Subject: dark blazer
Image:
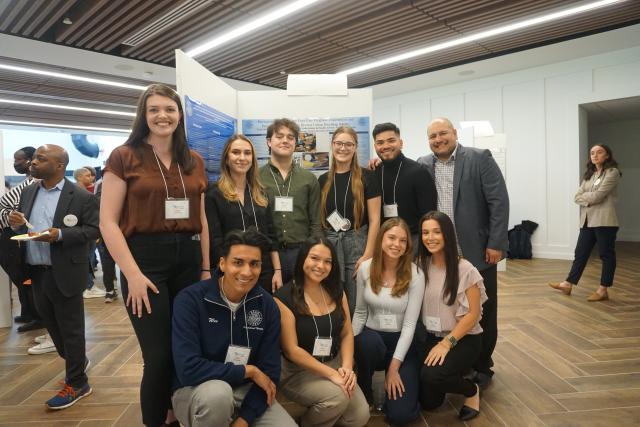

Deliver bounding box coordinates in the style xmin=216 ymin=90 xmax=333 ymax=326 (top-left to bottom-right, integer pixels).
xmin=17 ymin=178 xmax=99 ymax=297
xmin=417 ymin=144 xmax=509 ymax=271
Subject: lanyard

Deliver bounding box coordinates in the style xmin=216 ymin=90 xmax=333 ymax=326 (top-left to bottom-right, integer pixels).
xmin=269 ymin=165 xmax=293 ymax=197
xmin=221 ymin=277 xmax=250 ymax=347
xmin=381 ymin=161 xmax=402 ymax=205
xmin=307 ymin=288 xmax=333 ymax=339
xmin=333 ymin=172 xmax=351 ymax=218
xmin=237 ymin=183 xmax=259 ymax=232
xmin=152 ymin=149 xmax=187 ymax=199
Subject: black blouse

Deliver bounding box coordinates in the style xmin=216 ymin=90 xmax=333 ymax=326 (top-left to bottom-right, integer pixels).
xmin=205 ymin=182 xmax=278 ymax=269
xmin=275 ymin=282 xmax=344 ymax=361
xmin=317 ymin=168 xmax=381 ymax=228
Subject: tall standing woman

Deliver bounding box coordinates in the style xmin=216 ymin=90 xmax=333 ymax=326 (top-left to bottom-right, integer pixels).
xmin=100 ymin=84 xmax=210 ymax=427
xmin=205 ymin=134 xmax=282 ymax=292
xmin=318 ymin=126 xmax=381 ymax=313
xmin=549 ymin=144 xmax=621 ymax=301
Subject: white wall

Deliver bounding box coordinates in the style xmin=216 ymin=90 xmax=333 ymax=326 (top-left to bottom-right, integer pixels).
xmin=589 ymin=119 xmax=640 ymax=241
xmin=372 ymin=43 xmax=640 ymax=259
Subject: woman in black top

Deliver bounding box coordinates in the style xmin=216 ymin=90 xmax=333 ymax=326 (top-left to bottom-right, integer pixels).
xmin=275 ymin=237 xmax=369 ymax=427
xmin=205 ymin=134 xmax=282 ymax=292
xmin=318 ymin=126 xmax=381 ymax=314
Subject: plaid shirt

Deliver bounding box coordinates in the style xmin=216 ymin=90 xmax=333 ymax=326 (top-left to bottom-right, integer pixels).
xmin=433 ymin=144 xmax=463 ymax=254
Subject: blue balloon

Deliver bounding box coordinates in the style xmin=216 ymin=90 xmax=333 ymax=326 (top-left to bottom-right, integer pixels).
xmin=71 ymin=134 xmax=100 ymax=158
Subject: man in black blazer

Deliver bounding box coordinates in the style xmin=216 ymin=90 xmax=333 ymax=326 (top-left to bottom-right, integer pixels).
xmin=418 ymin=118 xmax=509 ymax=389
xmin=9 ymin=144 xmax=99 ymax=410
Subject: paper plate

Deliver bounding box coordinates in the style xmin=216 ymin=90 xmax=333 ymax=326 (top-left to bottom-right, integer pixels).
xmin=10 ymin=231 xmax=50 ymax=241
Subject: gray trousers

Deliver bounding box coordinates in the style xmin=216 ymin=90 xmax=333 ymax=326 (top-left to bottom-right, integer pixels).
xmin=280 ymin=357 xmax=370 ymax=427
xmin=172 ymin=381 xmax=296 ymax=427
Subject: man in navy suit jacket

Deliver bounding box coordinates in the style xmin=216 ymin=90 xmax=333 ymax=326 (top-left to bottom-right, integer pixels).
xmin=9 ymin=144 xmax=99 ymax=409
xmin=418 ymin=118 xmax=509 ymax=389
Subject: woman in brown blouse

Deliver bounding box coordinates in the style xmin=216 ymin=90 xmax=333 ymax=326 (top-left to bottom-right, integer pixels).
xmin=100 ymin=84 xmax=209 ymax=427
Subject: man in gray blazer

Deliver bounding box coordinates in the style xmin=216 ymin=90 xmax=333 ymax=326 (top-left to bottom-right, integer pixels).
xmin=418 ymin=117 xmax=509 ymax=388
xmin=9 ymin=144 xmax=99 ymax=409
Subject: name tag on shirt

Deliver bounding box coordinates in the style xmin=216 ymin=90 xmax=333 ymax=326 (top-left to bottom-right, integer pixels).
xmin=425 ymin=316 xmax=442 ymax=332
xmin=383 ymin=204 xmax=398 ymax=218
xmin=165 ymin=198 xmax=190 ymax=219
xmin=327 ymin=210 xmax=346 ymax=232
xmin=312 ymin=337 xmax=333 ymax=357
xmin=225 ymin=345 xmax=251 ymax=365
xmin=377 ymin=314 xmax=398 ymax=330
xmin=594 ymin=178 xmax=601 ymax=186
xmin=275 ymin=196 xmax=294 ymax=212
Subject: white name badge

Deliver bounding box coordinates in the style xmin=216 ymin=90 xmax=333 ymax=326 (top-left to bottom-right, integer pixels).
xmin=378 ymin=314 xmax=398 ymax=330
xmin=594 ymin=178 xmax=601 ymax=186
xmin=383 ymin=204 xmax=398 ymax=218
xmin=327 ymin=210 xmax=345 ymax=232
xmin=63 ymin=214 xmax=78 ymax=227
xmin=425 ymin=316 xmax=442 ymax=332
xmin=225 ymin=345 xmax=251 ymax=365
xmin=165 ymin=199 xmax=190 ymax=219
xmin=312 ymin=336 xmax=333 ymax=357
xmin=274 ymin=196 xmax=294 ymax=212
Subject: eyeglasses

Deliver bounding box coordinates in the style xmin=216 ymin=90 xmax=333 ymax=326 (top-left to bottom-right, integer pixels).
xmin=333 ymin=141 xmax=356 ymax=149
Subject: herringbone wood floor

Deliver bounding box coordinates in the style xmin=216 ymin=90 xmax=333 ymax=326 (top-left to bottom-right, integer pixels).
xmin=1 ymin=242 xmax=639 ymax=427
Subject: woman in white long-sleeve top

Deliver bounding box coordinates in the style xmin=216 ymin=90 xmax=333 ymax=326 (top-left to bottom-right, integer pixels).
xmin=549 ymin=144 xmax=621 ymax=301
xmin=352 ymin=217 xmax=424 ymax=426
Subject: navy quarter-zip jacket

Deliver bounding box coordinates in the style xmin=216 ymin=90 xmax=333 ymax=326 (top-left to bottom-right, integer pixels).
xmin=172 ymin=271 xmax=281 ymax=424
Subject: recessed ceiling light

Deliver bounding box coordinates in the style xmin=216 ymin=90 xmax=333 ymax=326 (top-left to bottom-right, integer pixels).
xmin=0 ymin=119 xmax=130 ymax=133
xmin=280 ymin=70 xmax=286 ymax=75
xmin=186 ymin=0 xmax=322 ymax=57
xmin=0 ymin=98 xmax=136 ymax=117
xmin=0 ymin=63 xmax=147 ymax=91
xmin=62 ymin=17 xmax=72 ymax=25
xmin=338 ymin=0 xmax=624 ymax=76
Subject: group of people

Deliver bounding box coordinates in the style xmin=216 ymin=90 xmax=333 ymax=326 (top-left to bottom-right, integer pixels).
xmin=0 ymin=81 xmax=621 ymax=426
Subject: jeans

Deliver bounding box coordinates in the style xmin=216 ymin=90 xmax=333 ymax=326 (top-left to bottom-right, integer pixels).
xmin=122 ymin=233 xmax=202 ymax=427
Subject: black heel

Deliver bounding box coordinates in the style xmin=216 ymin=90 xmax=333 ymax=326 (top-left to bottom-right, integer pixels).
xmin=459 ymin=384 xmax=480 ymax=421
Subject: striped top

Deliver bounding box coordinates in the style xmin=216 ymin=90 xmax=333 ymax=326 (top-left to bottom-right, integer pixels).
xmin=0 ymin=177 xmax=35 ymax=229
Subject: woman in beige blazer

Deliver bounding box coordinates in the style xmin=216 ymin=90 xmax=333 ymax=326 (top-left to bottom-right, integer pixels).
xmin=549 ymin=144 xmax=621 ymax=301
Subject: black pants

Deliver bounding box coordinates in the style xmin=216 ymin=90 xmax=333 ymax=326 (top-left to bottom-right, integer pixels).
xmin=354 ymin=327 xmax=421 ymax=425
xmin=30 ymin=267 xmax=87 ymax=388
xmin=473 ymin=265 xmax=497 ymax=376
xmin=278 ymin=246 xmax=301 ymax=285
xmin=567 ymin=226 xmax=618 ymax=287
xmin=97 ymin=239 xmax=116 ymax=293
xmin=419 ymin=332 xmax=482 ymax=410
xmin=122 ymin=233 xmax=202 ymax=427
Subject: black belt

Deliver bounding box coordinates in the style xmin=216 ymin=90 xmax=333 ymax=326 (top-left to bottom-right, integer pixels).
xmin=278 ymin=242 xmax=302 ymax=250
xmin=127 ymin=232 xmax=200 ymax=245
xmin=30 ymin=265 xmax=53 ymax=272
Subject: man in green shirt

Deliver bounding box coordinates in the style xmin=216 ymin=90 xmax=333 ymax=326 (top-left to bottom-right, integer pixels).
xmin=259 ymin=118 xmax=321 ymax=284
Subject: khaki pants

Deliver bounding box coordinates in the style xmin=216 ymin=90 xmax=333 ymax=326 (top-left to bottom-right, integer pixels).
xmin=280 ymin=357 xmax=370 ymax=427
xmin=172 ymin=380 xmax=296 ymax=427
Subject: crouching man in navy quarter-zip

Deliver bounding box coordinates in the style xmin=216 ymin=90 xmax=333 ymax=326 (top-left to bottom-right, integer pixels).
xmin=171 ymin=229 xmax=297 ymax=427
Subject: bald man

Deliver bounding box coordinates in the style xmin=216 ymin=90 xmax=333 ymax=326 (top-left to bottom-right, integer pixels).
xmin=417 ymin=118 xmax=509 ymax=389
xmin=9 ymin=144 xmax=99 ymax=409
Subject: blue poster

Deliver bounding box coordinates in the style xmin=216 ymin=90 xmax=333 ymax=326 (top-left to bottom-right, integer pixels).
xmin=242 ymin=116 xmax=370 ymax=173
xmin=184 ymin=95 xmax=236 ymax=182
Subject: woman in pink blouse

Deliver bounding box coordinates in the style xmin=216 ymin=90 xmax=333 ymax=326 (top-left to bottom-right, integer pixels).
xmin=415 ymin=211 xmax=487 ymax=421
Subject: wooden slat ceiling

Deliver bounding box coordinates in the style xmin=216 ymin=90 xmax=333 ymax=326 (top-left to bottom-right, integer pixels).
xmin=1 ymin=0 xmax=639 ymax=130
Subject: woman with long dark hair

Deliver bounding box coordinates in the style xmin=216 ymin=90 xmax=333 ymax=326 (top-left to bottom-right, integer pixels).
xmin=549 ymin=144 xmax=621 ymax=301
xmin=416 ymin=211 xmax=487 ymax=421
xmin=352 ymin=217 xmax=424 ymax=425
xmin=205 ymin=134 xmax=282 ymax=292
xmin=100 ymin=84 xmax=209 ymax=427
xmin=318 ymin=126 xmax=381 ymax=313
xmin=274 ymin=237 xmax=369 ymax=427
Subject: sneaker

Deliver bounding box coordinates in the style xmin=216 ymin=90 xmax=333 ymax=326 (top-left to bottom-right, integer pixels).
xmin=46 ymin=382 xmax=92 ymax=410
xmin=34 ymin=334 xmax=48 ymax=344
xmin=104 ymin=291 xmax=118 ymax=303
xmin=28 ymin=335 xmax=56 ymax=355
xmin=83 ymin=287 xmax=106 ymax=299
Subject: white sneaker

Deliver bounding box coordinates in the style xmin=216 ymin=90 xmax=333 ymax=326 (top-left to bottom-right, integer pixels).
xmin=28 ymin=335 xmax=56 ymax=354
xmin=83 ymin=287 xmax=106 ymax=299
xmin=34 ymin=334 xmax=48 ymax=344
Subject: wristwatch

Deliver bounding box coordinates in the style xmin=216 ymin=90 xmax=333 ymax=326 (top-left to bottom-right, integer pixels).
xmin=446 ymin=335 xmax=458 ymax=348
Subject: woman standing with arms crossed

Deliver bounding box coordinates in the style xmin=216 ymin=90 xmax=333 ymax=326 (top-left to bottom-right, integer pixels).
xmin=416 ymin=211 xmax=487 ymax=421
xmin=100 ymin=84 xmax=209 ymax=427
xmin=318 ymin=126 xmax=381 ymax=313
xmin=352 ymin=218 xmax=424 ymax=425
xmin=205 ymin=134 xmax=282 ymax=292
xmin=275 ymin=238 xmax=370 ymax=427
xmin=549 ymin=144 xmax=621 ymax=301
